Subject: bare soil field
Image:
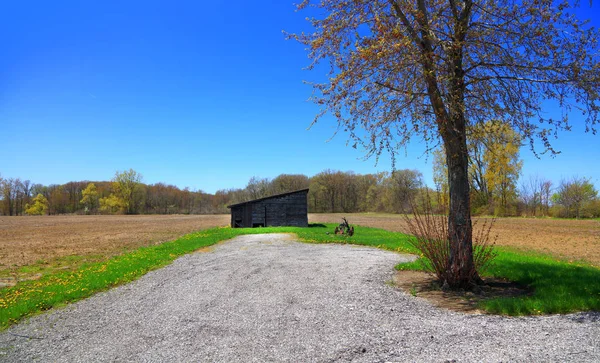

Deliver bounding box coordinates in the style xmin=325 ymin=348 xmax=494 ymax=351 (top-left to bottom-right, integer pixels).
xmin=310 ymin=213 xmax=600 ymax=266
xmin=0 ymin=215 xmax=229 ymax=269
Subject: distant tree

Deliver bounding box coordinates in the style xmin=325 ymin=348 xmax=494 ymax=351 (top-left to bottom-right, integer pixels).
xmin=432 ymin=148 xmax=449 ymax=213
xmin=468 ymin=134 xmax=491 ymax=210
xmin=30 ymin=183 xmax=46 ymax=199
xmin=4 ymin=177 xmax=34 ymax=216
xmin=25 ymin=193 xmax=49 ymax=215
xmin=383 ymin=169 xmax=423 ymax=213
xmin=270 ymin=174 xmax=310 ymax=194
xmin=99 ymin=194 xmax=125 ymax=214
xmin=245 ymin=176 xmax=272 ymax=200
xmin=1 ymin=177 xmax=16 ymax=216
xmin=20 ymin=180 xmax=32 ymax=215
xmin=310 ymin=169 xmax=343 ymax=212
xmin=12 ymin=179 xmax=23 ymax=215
xmin=540 ymin=180 xmax=553 ymax=216
xmin=181 ymin=187 xmax=194 ymax=214
xmin=476 ymin=121 xmax=522 ymax=215
xmin=292 ymin=0 xmax=600 ymax=287
xmin=552 ymin=177 xmax=598 ymax=219
xmin=48 ymin=185 xmax=69 ymax=214
xmin=146 ymin=183 xmax=172 ymax=214
xmin=80 ymin=183 xmax=99 ymax=214
xmin=365 ymin=172 xmax=387 ymax=213
xmin=112 ymin=169 xmax=145 ymax=214
xmin=433 ymin=120 xmax=522 ymax=216
xmin=519 ymin=177 xmax=535 ymax=217
xmin=355 ymin=173 xmax=379 ymax=212
xmin=519 ymin=175 xmax=553 ymax=217
xmin=63 ymin=181 xmax=87 ymax=213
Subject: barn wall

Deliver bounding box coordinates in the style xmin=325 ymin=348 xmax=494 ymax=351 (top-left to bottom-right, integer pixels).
xmin=230 ymin=204 xmax=253 ymax=228
xmin=230 ymin=190 xmax=308 ymax=228
xmin=250 ymin=191 xmax=308 ymax=227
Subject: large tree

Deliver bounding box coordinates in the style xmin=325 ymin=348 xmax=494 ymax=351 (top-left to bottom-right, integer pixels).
xmin=292 ymin=0 xmax=599 ymax=287
xmin=469 ymin=120 xmax=522 ymax=215
xmin=553 ymin=177 xmax=598 ymax=219
xmin=80 ymin=183 xmax=100 ymax=214
xmin=112 ymin=169 xmax=145 ymax=215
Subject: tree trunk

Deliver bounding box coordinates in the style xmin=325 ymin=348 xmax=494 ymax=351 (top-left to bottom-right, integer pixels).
xmin=443 ymin=118 xmax=479 ymax=289
xmin=330 ymin=190 xmax=335 ymax=213
xmin=413 ymin=0 xmax=476 ymax=288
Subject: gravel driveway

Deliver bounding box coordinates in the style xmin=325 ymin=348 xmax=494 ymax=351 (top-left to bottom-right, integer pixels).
xmin=1 ymin=234 xmax=598 ymax=362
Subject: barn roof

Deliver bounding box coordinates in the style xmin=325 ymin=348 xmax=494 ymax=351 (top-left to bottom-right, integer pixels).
xmin=227 ymin=188 xmax=309 ymax=208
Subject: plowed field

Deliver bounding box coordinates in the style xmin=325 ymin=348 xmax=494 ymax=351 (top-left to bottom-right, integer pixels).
xmin=0 ymin=215 xmax=229 ymax=269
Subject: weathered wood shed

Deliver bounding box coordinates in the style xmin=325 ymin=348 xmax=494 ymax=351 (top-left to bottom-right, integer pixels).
xmin=227 ymin=189 xmax=309 ymax=228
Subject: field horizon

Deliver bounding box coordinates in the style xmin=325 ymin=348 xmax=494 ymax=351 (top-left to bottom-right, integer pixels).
xmin=1 ymin=213 xmax=598 ymax=279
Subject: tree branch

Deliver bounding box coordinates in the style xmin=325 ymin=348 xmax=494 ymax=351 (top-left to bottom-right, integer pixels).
xmin=388 ymin=0 xmax=421 ymax=45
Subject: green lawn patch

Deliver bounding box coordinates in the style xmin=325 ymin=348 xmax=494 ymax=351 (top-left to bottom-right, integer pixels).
xmin=394 ymin=245 xmax=600 ymax=316
xmin=1 ymin=223 xmax=598 ymax=330
xmin=479 ymin=248 xmax=600 ymax=315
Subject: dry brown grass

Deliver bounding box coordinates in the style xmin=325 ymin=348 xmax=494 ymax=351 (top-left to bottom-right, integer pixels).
xmin=309 ymin=213 xmax=600 ymax=266
xmin=0 ymin=215 xmax=229 ymax=269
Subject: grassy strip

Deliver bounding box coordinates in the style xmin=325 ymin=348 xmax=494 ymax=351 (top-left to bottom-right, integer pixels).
xmin=1 ymin=223 xmax=599 ymax=329
xmin=0 ymin=226 xmax=243 ymax=330
xmin=291 ymin=223 xmax=418 ymax=253
xmin=479 ymin=247 xmax=600 ymax=315
xmin=395 ymin=246 xmax=600 ymax=315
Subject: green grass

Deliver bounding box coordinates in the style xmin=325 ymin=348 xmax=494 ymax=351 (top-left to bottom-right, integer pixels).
xmin=394 ymin=246 xmax=600 ymax=315
xmin=0 ymin=226 xmax=244 ymax=330
xmin=1 ymin=223 xmax=599 ymax=330
xmin=479 ymin=248 xmax=600 ymax=315
xmin=0 ymin=254 xmax=109 ymax=282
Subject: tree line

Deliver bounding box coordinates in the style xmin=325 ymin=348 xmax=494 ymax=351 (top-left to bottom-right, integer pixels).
xmin=0 ymin=170 xmax=216 ymax=216
xmin=1 ymin=165 xmax=598 ymax=218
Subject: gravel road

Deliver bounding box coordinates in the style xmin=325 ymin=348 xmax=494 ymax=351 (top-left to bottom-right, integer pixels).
xmin=1 ymin=234 xmax=598 ymax=362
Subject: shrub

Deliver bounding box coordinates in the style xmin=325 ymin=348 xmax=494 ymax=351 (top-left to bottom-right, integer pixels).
xmin=404 ymin=198 xmax=497 ymax=288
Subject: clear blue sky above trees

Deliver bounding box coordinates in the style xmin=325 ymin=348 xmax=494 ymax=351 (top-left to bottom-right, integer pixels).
xmin=1 ymin=1 xmax=599 ymax=193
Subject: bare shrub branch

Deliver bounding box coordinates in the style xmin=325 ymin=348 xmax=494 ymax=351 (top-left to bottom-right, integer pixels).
xmin=404 ymin=193 xmax=497 ymax=288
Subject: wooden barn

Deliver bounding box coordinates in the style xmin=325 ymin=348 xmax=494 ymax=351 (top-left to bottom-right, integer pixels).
xmin=227 ymin=189 xmax=309 ymax=228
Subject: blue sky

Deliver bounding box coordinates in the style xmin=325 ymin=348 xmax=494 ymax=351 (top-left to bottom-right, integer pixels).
xmin=1 ymin=1 xmax=599 ymax=194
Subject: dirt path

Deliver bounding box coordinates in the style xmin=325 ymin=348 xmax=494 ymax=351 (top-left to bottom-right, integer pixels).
xmin=1 ymin=234 xmax=597 ymax=362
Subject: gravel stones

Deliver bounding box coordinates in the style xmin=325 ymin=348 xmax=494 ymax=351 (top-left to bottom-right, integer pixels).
xmin=1 ymin=234 xmax=598 ymax=362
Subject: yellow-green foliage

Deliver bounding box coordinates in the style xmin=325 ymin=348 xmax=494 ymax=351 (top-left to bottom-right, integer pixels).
xmin=99 ymin=194 xmax=125 ymax=214
xmin=112 ymin=169 xmax=144 ymax=214
xmin=480 ymin=121 xmax=522 ymax=212
xmin=25 ymin=194 xmax=49 ymax=215
xmin=80 ymin=183 xmax=99 ymax=213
